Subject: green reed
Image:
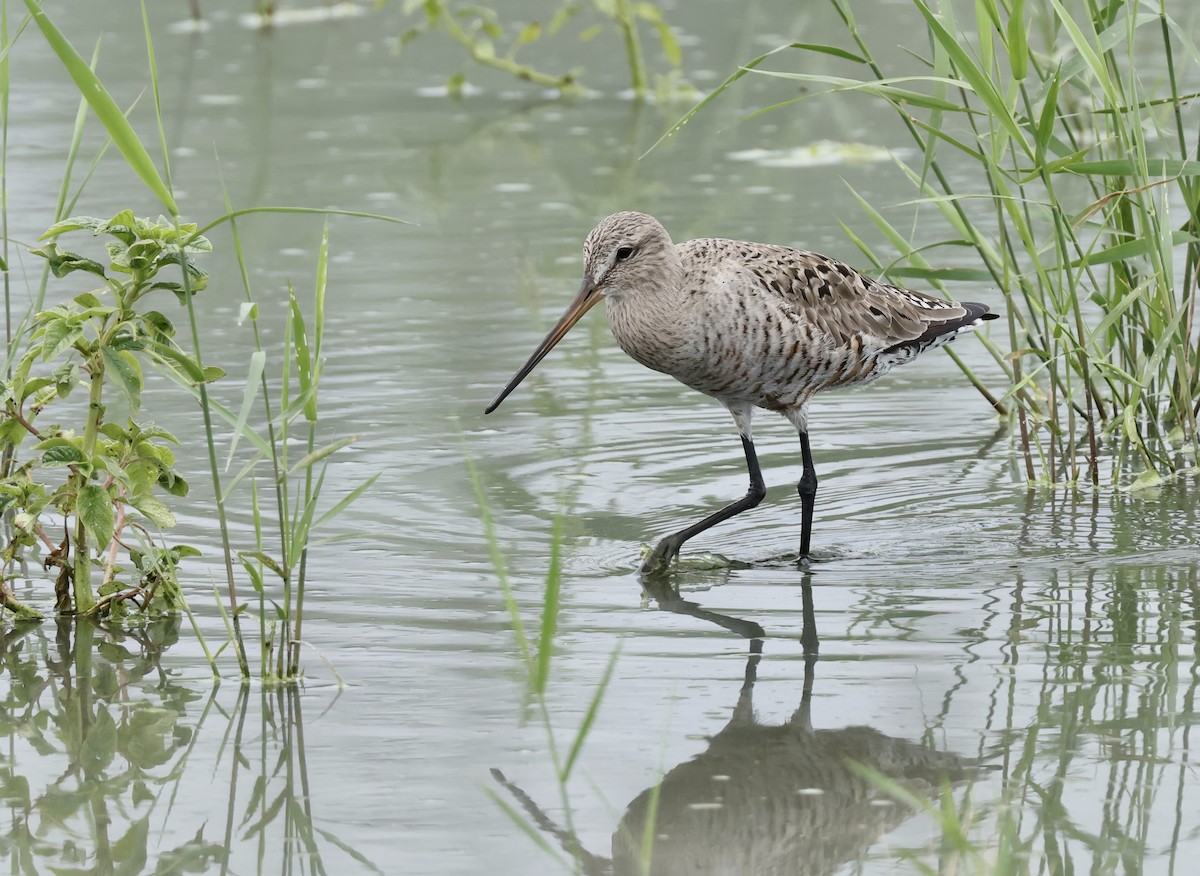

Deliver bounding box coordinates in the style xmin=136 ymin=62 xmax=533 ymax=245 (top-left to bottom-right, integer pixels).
xmin=656 ymin=0 xmax=1200 ymax=487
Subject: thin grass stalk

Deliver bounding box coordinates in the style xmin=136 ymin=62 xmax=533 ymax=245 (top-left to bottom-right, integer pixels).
xmin=613 ymin=0 xmax=647 ymax=97
xmin=221 ymin=189 xmax=290 ymax=679
xmin=174 ymin=235 xmax=248 ymax=676
xmin=178 ymin=589 xmax=218 ymax=679
xmin=277 ymin=303 xmax=295 ymax=681
xmin=291 ymin=423 xmax=314 ymax=679
xmin=290 ymin=225 xmax=327 ymax=679
xmin=828 ymin=0 xmax=1021 ymax=404
xmin=1157 ymin=7 xmax=1199 ymax=442
xmin=144 ymin=5 xmax=242 ymax=673
xmin=252 ymin=476 xmax=267 ymax=679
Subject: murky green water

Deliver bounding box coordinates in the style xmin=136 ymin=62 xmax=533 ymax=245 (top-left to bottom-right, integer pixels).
xmin=2 ymin=2 xmax=1198 ymax=873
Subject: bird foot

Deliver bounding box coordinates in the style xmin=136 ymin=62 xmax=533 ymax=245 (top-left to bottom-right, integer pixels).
xmin=640 ymin=538 xmax=683 ymax=576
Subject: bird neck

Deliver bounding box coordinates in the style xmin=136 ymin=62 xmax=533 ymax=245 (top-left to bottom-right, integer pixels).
xmin=603 ymin=248 xmax=688 ymax=371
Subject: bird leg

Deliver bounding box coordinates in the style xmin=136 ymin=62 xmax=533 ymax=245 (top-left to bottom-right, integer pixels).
xmin=641 ymin=434 xmax=766 ymax=574
xmin=797 ymin=431 xmax=818 ymax=564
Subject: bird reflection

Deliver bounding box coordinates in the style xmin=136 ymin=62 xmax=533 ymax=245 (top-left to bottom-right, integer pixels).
xmin=495 ymin=574 xmax=979 ymax=875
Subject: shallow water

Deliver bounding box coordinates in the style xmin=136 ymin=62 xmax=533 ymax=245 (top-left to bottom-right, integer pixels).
xmin=2 ymin=2 xmax=1199 ymax=874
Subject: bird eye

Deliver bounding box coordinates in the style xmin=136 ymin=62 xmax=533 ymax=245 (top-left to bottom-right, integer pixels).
xmin=615 ymin=246 xmax=635 ymax=262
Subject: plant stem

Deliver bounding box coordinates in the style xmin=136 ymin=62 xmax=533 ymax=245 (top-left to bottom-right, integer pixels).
xmin=614 ymin=0 xmax=647 ymax=96
xmin=0 ymin=581 xmax=43 ymax=619
xmin=439 ymin=11 xmax=580 ymax=92
xmin=71 ymin=366 xmax=104 ymax=615
xmin=176 ymin=232 xmax=249 ymax=680
xmin=289 ymin=424 xmax=315 ymax=678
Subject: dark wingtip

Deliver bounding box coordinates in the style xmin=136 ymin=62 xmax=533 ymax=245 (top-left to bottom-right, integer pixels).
xmin=961 ymin=301 xmax=998 ymax=322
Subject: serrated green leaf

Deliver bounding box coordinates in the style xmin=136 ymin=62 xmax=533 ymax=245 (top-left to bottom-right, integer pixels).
xmin=130 ymin=493 xmax=175 ymax=529
xmin=158 ymin=471 xmax=189 ymax=497
xmin=38 ymin=215 xmax=105 ymax=239
xmin=139 ymin=310 xmax=175 ymax=340
xmin=99 ymin=422 xmax=127 ymax=442
xmin=78 ymin=483 xmax=115 ymax=548
xmin=41 ymin=443 xmax=88 ymax=467
xmin=30 ymin=243 xmax=108 ymax=278
xmin=39 ymin=316 xmax=84 ymax=362
xmin=101 ymin=347 xmax=142 ymax=412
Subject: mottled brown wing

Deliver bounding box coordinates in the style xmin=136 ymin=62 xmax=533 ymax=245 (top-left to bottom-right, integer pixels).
xmin=743 ymin=243 xmax=969 ymax=349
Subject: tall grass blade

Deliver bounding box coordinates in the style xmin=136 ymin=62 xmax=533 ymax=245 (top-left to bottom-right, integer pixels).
xmin=561 ymin=642 xmax=621 ymax=782
xmin=532 ymin=515 xmax=563 ymax=696
xmin=23 ymin=0 xmax=177 ymax=214
xmin=226 ymin=350 xmax=266 ymax=469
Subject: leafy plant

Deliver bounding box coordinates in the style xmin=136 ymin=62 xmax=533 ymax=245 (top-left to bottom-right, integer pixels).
xmin=393 ymin=0 xmax=687 ymax=98
xmin=1 ymin=212 xmax=212 ymax=619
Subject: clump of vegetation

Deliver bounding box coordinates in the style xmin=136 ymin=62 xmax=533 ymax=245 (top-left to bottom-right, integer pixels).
xmin=392 ymin=0 xmax=687 ymax=98
xmin=1 ymin=213 xmax=211 ymax=620
xmin=661 ymin=0 xmax=1200 ymax=486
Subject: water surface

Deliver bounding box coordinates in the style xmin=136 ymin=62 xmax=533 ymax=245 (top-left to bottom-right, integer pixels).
xmin=2 ymin=2 xmax=1198 ymax=873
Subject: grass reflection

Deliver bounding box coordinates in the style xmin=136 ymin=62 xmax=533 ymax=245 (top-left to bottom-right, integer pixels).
xmin=0 ymin=621 xmax=377 ymax=874
xmin=0 ymin=618 xmax=224 ymax=873
xmin=494 ymin=579 xmax=981 ymax=875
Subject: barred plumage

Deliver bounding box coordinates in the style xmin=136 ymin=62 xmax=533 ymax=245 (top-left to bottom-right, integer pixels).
xmin=486 ymin=211 xmax=997 ymax=572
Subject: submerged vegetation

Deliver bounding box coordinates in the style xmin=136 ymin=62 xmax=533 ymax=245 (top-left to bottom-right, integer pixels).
xmin=390 ymin=0 xmax=688 ymax=98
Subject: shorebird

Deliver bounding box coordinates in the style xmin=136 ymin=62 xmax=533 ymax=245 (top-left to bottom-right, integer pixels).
xmin=485 ymin=212 xmax=996 ymax=573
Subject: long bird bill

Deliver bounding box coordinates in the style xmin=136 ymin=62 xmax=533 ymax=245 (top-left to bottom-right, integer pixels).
xmin=485 ymin=275 xmax=601 ymax=414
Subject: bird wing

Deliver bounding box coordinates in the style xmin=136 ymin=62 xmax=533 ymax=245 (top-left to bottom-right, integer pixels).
xmin=716 ymin=241 xmax=977 ymax=350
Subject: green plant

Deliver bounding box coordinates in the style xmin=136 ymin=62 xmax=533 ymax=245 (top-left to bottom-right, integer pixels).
xmin=394 ymin=0 xmax=686 ymax=99
xmin=0 ymin=213 xmax=211 ymax=620
xmin=656 ymin=0 xmax=1200 ymax=486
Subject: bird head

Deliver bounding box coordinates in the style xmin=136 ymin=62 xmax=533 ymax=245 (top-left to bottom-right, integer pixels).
xmin=581 ymin=211 xmax=675 ymax=302
xmin=485 ymin=211 xmax=676 ymax=414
